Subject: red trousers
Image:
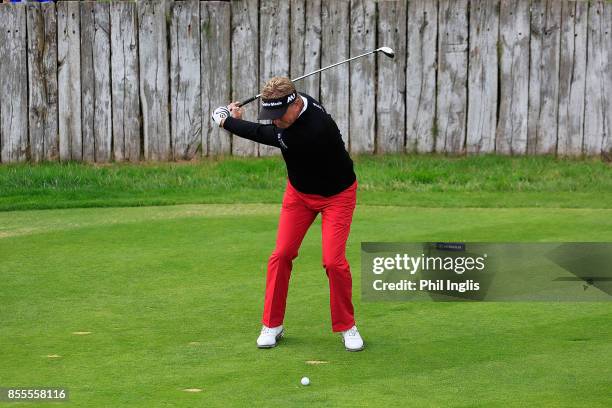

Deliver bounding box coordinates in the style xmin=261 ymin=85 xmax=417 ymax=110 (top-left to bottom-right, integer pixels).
xmin=262 ymin=180 xmax=357 ymax=332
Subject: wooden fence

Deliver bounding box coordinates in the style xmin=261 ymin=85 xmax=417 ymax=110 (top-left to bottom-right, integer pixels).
xmin=0 ymin=0 xmax=610 ymax=163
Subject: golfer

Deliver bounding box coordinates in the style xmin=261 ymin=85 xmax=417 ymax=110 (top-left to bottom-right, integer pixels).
xmin=212 ymin=77 xmax=363 ymax=352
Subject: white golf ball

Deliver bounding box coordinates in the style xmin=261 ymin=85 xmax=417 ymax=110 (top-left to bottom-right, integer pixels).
xmin=301 ymin=376 xmax=310 ymax=386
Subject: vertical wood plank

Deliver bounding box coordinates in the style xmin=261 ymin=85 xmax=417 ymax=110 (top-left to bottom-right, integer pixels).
xmin=93 ymin=2 xmax=112 ymax=163
xmin=170 ymin=0 xmax=201 ymax=160
xmin=321 ymin=0 xmax=350 ymax=145
xmin=467 ymin=0 xmax=498 ymax=154
xmin=201 ymin=1 xmax=231 ymax=156
xmin=584 ymin=0 xmax=611 ymax=156
xmin=604 ymin=2 xmax=612 ymax=156
xmin=528 ymin=0 xmax=561 ymax=155
xmin=259 ymin=0 xmax=290 ymax=157
xmin=557 ymin=0 xmax=587 ymax=157
xmin=290 ymin=0 xmax=321 ymax=99
xmin=0 ymin=5 xmax=28 ymax=163
xmin=57 ymin=1 xmax=82 ymax=161
xmin=26 ymin=1 xmax=58 ymax=162
xmin=349 ymin=0 xmax=375 ymax=154
xmin=138 ymin=0 xmax=170 ymax=161
xmin=231 ymin=0 xmax=259 ymax=156
xmin=496 ymin=0 xmax=530 ymax=155
xmin=436 ymin=0 xmax=469 ymax=154
xmin=81 ymin=2 xmax=112 ymax=163
xmin=303 ymin=0 xmax=322 ymax=99
xmin=377 ymin=0 xmax=406 ymax=153
xmin=290 ymin=0 xmax=305 ymax=80
xmin=80 ymin=2 xmax=95 ymax=162
xmin=110 ymin=0 xmax=140 ymax=162
xmin=406 ymin=0 xmax=438 ymax=154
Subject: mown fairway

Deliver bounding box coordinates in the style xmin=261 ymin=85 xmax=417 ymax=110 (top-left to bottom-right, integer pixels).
xmin=1 ymin=156 xmax=611 ymax=407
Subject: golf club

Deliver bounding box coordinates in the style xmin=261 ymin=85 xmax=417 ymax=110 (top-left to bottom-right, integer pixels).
xmin=238 ymin=46 xmax=395 ymax=107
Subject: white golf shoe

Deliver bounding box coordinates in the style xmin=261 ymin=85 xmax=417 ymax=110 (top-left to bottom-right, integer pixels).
xmin=256 ymin=325 xmax=284 ymax=348
xmin=341 ymin=325 xmax=364 ymax=351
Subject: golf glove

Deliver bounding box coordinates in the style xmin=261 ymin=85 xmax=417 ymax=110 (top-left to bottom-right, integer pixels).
xmin=212 ymin=106 xmax=231 ymax=127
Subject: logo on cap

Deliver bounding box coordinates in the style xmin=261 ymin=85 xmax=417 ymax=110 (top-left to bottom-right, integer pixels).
xmin=261 ymin=91 xmax=297 ymax=109
xmin=262 ymin=100 xmax=284 ymax=107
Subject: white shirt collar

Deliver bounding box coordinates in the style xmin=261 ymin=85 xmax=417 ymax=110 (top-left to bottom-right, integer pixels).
xmin=297 ymin=95 xmax=308 ymax=118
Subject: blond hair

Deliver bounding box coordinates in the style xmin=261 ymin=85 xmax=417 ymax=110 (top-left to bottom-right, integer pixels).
xmin=261 ymin=77 xmax=296 ymax=99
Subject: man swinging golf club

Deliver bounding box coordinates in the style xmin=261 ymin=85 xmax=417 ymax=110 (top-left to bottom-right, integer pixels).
xmin=211 ymin=77 xmax=364 ymax=351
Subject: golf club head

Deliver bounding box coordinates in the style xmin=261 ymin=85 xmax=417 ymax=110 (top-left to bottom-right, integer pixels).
xmin=377 ymin=47 xmax=395 ymax=58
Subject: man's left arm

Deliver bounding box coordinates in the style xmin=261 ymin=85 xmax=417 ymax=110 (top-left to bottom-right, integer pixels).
xmin=211 ymin=104 xmax=281 ymax=148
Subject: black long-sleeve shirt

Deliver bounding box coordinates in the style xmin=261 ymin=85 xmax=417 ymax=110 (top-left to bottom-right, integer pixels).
xmin=223 ymin=93 xmax=356 ymax=197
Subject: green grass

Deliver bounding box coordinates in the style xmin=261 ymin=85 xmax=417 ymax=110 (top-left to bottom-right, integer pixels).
xmin=1 ymin=154 xmax=611 ymax=211
xmin=1 ymin=206 xmax=612 ymax=407
xmin=1 ymin=156 xmax=611 ymax=406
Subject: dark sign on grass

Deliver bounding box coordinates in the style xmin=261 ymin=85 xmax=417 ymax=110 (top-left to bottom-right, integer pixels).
xmin=361 ymin=243 xmax=612 ymax=301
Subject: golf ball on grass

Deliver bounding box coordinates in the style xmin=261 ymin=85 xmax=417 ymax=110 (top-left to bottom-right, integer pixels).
xmin=301 ymin=377 xmax=310 ymax=386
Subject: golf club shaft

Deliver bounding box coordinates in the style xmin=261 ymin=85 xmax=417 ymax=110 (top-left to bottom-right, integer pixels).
xmin=292 ymin=49 xmax=377 ymax=82
xmin=238 ymin=49 xmax=379 ymax=107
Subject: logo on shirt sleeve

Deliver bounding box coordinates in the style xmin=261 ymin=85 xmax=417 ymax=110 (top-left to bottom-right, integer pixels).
xmin=277 ymin=132 xmax=289 ymax=150
xmin=312 ymin=102 xmax=326 ymax=113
